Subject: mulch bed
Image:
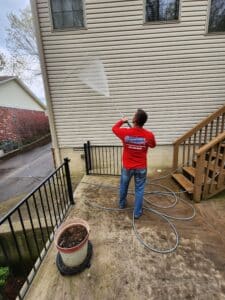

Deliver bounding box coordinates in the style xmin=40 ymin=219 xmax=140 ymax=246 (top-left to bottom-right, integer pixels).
xmin=2 ymin=276 xmax=25 ymax=300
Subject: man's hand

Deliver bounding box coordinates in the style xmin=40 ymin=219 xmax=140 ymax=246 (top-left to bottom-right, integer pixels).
xmin=122 ymin=117 xmax=128 ymax=123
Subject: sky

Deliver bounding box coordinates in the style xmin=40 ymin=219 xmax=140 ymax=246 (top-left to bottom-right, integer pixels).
xmin=0 ymin=0 xmax=29 ymax=47
xmin=0 ymin=0 xmax=45 ymax=102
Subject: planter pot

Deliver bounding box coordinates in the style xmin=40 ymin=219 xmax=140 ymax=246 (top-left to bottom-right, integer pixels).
xmin=55 ymin=218 xmax=90 ymax=268
xmin=0 ymin=150 xmax=4 ymax=158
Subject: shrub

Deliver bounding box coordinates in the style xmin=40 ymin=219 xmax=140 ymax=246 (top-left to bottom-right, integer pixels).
xmin=0 ymin=267 xmax=9 ymax=288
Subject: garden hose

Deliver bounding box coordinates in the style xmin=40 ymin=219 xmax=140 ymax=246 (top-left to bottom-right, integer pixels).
xmin=132 ymin=207 xmax=179 ymax=254
xmin=80 ymin=176 xmax=195 ymax=254
xmin=144 ymin=182 xmax=178 ymax=209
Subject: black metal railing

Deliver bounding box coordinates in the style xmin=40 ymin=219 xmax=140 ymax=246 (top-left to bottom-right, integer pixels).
xmin=84 ymin=141 xmax=122 ymax=176
xmin=0 ymin=158 xmax=74 ymax=299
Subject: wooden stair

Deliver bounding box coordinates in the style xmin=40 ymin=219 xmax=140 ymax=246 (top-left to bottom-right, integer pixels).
xmin=172 ymin=173 xmax=194 ymax=194
xmin=172 ymin=144 xmax=225 ymax=201
xmin=173 ymin=105 xmax=225 ymax=201
xmin=183 ymin=165 xmax=224 ymax=179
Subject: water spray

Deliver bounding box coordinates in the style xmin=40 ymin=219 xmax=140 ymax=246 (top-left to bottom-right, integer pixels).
xmin=78 ymin=59 xmax=132 ymax=127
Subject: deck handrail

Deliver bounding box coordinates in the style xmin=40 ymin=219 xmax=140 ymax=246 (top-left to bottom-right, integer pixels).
xmin=173 ymin=104 xmax=225 ymax=169
xmin=173 ymin=104 xmax=225 ymax=146
xmin=196 ymin=131 xmax=225 ymax=156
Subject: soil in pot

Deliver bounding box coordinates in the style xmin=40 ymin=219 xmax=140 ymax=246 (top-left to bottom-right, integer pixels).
xmin=58 ymin=225 xmax=88 ymax=248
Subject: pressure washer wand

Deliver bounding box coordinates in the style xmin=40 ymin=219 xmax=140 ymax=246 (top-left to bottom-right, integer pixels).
xmin=120 ymin=113 xmax=132 ymax=128
xmin=108 ymin=97 xmax=132 ymax=128
xmin=125 ymin=120 xmax=132 ymax=128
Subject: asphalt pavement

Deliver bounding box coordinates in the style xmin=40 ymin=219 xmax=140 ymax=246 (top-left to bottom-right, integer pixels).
xmin=0 ymin=143 xmax=54 ymax=202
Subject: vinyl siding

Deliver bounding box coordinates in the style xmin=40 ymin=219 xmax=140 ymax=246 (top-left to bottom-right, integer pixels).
xmin=34 ymin=0 xmax=225 ymax=147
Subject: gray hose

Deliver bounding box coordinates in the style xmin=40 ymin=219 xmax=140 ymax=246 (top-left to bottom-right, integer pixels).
xmin=80 ymin=179 xmax=195 ymax=254
xmin=144 ymin=182 xmax=178 ymax=209
xmin=133 ymin=207 xmax=179 ymax=254
xmin=144 ymin=196 xmax=196 ymax=221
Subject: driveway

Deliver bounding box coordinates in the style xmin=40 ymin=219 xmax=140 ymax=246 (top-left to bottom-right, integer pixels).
xmin=0 ymin=143 xmax=54 ymax=203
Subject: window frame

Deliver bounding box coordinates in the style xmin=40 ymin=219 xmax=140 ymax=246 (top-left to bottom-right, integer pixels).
xmin=48 ymin=0 xmax=87 ymax=32
xmin=143 ymin=0 xmax=181 ymax=25
xmin=206 ymin=0 xmax=225 ymax=35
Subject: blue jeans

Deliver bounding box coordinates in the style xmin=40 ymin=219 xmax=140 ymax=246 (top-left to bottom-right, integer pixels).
xmin=119 ymin=167 xmax=147 ymax=217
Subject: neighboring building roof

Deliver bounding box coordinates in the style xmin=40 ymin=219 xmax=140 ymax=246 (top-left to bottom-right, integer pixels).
xmin=0 ymin=76 xmax=15 ymax=83
xmin=0 ymin=76 xmax=46 ymax=110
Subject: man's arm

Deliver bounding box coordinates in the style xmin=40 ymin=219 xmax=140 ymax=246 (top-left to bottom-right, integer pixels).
xmin=147 ymin=132 xmax=156 ymax=148
xmin=112 ymin=118 xmax=129 ymax=140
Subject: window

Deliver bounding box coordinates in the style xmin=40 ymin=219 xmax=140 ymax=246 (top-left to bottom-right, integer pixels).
xmin=50 ymin=0 xmax=84 ymax=29
xmin=145 ymin=0 xmax=179 ymax=22
xmin=208 ymin=0 xmax=225 ymax=33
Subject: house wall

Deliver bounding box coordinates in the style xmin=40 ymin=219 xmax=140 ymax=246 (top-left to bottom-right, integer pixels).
xmin=60 ymin=145 xmax=173 ymax=176
xmin=33 ymin=0 xmax=225 ymax=172
xmin=0 ymin=80 xmax=44 ymax=111
xmin=34 ymin=0 xmax=225 ymax=148
xmin=0 ymin=106 xmax=50 ymax=144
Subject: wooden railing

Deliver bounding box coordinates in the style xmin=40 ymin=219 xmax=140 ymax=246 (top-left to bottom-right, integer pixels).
xmin=194 ymin=132 xmax=225 ymax=201
xmin=173 ymin=105 xmax=225 ymax=170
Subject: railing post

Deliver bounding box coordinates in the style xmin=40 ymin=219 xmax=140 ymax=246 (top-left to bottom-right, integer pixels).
xmin=173 ymin=143 xmax=179 ymax=170
xmin=84 ymin=143 xmax=90 ymax=175
xmin=193 ymin=153 xmax=205 ymax=202
xmin=218 ymin=147 xmax=225 ymax=188
xmin=87 ymin=140 xmax=92 ymax=170
xmin=64 ymin=158 xmax=75 ymax=205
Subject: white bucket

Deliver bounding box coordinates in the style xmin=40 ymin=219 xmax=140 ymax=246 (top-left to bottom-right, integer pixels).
xmin=55 ymin=218 xmax=90 ymax=268
xmin=0 ymin=150 xmax=4 ymax=157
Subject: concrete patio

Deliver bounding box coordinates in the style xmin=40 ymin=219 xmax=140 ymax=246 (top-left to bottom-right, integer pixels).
xmin=24 ymin=174 xmax=225 ymax=300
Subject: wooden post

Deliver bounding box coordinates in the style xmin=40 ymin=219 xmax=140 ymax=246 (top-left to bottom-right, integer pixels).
xmin=221 ymin=113 xmax=225 ymax=133
xmin=218 ymin=147 xmax=225 ymax=188
xmin=182 ymin=141 xmax=186 ymax=165
xmin=202 ymin=148 xmax=213 ymax=199
xmin=208 ymin=143 xmax=221 ymax=195
xmin=187 ymin=137 xmax=191 ymax=166
xmin=193 ymin=153 xmax=205 ymax=202
xmin=173 ymin=143 xmax=179 ymax=171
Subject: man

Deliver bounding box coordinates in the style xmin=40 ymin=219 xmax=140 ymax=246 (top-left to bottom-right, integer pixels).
xmin=112 ymin=109 xmax=156 ymax=219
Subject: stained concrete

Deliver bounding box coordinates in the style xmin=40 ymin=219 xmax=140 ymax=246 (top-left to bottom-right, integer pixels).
xmin=24 ymin=174 xmax=225 ymax=300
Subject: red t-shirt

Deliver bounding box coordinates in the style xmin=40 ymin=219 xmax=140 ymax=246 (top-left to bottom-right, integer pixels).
xmin=112 ymin=120 xmax=156 ymax=169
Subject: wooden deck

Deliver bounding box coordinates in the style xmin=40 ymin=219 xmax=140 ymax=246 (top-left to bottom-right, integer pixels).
xmin=24 ymin=175 xmax=225 ymax=300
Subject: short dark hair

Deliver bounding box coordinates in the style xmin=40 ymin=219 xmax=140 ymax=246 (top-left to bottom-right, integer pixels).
xmin=135 ymin=109 xmax=148 ymax=126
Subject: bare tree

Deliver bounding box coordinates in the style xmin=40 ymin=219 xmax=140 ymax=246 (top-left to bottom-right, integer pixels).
xmin=1 ymin=5 xmax=41 ymax=79
xmin=6 ymin=5 xmax=39 ymax=59
xmin=0 ymin=54 xmax=5 ymax=70
xmin=0 ymin=52 xmax=27 ymax=77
